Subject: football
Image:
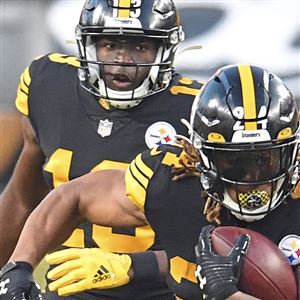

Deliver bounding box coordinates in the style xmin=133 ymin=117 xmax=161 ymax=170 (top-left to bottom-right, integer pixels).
xmin=211 ymin=226 xmax=297 ymax=300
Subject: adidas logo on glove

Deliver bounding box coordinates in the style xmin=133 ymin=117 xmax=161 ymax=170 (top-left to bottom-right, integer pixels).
xmin=92 ymin=265 xmax=114 ymax=283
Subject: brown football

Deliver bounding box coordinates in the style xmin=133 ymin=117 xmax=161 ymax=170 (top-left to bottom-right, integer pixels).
xmin=211 ymin=226 xmax=297 ymax=300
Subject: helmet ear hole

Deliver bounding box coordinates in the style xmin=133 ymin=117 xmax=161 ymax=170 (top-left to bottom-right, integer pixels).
xmin=200 ymin=169 xmax=218 ymax=190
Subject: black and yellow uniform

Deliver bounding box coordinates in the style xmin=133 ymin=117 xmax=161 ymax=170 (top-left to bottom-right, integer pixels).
xmin=126 ymin=144 xmax=300 ymax=299
xmin=15 ymin=53 xmax=202 ymax=299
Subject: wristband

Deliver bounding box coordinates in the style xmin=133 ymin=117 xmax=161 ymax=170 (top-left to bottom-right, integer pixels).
xmin=129 ymin=251 xmax=160 ymax=282
xmin=0 ymin=261 xmax=33 ymax=277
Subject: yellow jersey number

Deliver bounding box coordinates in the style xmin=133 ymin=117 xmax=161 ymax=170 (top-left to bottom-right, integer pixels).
xmin=44 ymin=148 xmax=155 ymax=252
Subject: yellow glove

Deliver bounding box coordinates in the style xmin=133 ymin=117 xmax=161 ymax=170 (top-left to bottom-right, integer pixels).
xmin=45 ymin=248 xmax=132 ymax=296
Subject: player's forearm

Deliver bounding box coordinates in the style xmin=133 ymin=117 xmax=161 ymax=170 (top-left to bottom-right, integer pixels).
xmin=9 ymin=184 xmax=83 ymax=268
xmin=0 ymin=182 xmax=47 ymax=266
xmin=0 ymin=127 xmax=48 ymax=266
xmin=0 ymin=192 xmax=32 ymax=266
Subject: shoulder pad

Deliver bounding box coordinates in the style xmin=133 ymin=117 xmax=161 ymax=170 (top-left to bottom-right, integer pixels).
xmin=170 ymin=74 xmax=204 ymax=97
xmin=125 ymin=145 xmax=185 ymax=211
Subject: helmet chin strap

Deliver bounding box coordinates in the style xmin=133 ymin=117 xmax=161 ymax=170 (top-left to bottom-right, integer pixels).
xmin=85 ymin=43 xmax=166 ymax=109
xmin=98 ymin=78 xmax=150 ymax=109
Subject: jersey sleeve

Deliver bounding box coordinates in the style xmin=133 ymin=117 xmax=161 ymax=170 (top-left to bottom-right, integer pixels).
xmin=126 ymin=144 xmax=208 ymax=299
xmin=15 ymin=65 xmax=33 ymax=116
xmin=125 ymin=144 xmax=190 ymax=212
xmin=15 ymin=54 xmax=49 ymax=116
xmin=15 ymin=53 xmax=80 ymax=116
xmin=125 ymin=148 xmax=163 ymax=212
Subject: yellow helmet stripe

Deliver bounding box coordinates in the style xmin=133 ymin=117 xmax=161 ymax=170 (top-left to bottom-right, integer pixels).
xmin=118 ymin=0 xmax=131 ymax=18
xmin=238 ymin=64 xmax=257 ymax=130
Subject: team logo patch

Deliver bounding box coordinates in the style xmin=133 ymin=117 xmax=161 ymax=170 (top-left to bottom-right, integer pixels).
xmin=278 ymin=234 xmax=300 ymax=266
xmin=145 ymin=122 xmax=177 ymax=149
xmin=98 ymin=119 xmax=113 ymax=137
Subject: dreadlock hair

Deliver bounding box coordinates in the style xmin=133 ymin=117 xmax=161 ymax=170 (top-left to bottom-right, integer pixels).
xmin=171 ymin=137 xmax=222 ymax=224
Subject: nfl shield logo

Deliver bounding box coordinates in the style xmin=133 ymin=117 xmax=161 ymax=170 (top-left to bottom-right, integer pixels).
xmin=97 ymin=119 xmax=113 ymax=137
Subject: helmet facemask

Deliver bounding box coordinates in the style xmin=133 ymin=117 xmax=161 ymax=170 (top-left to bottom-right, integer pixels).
xmin=76 ymin=0 xmax=184 ymax=109
xmin=190 ymin=64 xmax=300 ymax=222
xmin=195 ymin=136 xmax=299 ymax=222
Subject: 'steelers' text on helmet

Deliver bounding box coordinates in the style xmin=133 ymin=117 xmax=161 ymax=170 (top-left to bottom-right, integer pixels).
xmin=190 ymin=64 xmax=300 ymax=222
xmin=76 ymin=0 xmax=184 ymax=109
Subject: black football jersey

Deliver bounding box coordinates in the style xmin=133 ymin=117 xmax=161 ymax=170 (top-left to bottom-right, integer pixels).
xmin=126 ymin=144 xmax=300 ymax=299
xmin=15 ymin=53 xmax=202 ymax=299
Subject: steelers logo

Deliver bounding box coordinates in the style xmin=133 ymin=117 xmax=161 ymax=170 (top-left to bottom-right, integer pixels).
xmin=278 ymin=235 xmax=300 ymax=266
xmin=145 ymin=122 xmax=177 ymax=149
xmin=238 ymin=191 xmax=269 ymax=209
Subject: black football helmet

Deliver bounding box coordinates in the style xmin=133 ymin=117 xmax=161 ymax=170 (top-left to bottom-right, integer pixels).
xmin=76 ymin=0 xmax=184 ymax=108
xmin=190 ymin=64 xmax=300 ymax=221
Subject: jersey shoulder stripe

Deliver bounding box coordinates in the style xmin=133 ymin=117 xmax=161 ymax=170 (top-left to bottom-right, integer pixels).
xmin=47 ymin=53 xmax=80 ymax=67
xmin=15 ymin=53 xmax=79 ymax=116
xmin=169 ymin=74 xmax=204 ymax=97
xmin=16 ymin=66 xmax=31 ymax=115
xmin=125 ymin=144 xmax=186 ymax=211
xmin=125 ymin=153 xmax=154 ymax=212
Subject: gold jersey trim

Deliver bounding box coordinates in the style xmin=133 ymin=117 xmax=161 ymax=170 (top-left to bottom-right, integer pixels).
xmin=125 ymin=154 xmax=154 ymax=212
xmin=15 ymin=66 xmax=31 ymax=116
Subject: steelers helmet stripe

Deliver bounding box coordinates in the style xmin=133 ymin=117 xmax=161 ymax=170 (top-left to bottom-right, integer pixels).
xmin=118 ymin=0 xmax=131 ymax=18
xmin=238 ymin=64 xmax=257 ymax=130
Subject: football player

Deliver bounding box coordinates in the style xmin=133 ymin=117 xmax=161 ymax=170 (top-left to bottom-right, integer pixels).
xmin=1 ymin=64 xmax=299 ymax=299
xmin=0 ymin=0 xmax=202 ymax=299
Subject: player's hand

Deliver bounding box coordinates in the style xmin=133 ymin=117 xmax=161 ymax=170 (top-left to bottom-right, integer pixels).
xmin=45 ymin=248 xmax=132 ymax=296
xmin=0 ymin=261 xmax=43 ymax=300
xmin=194 ymin=225 xmax=250 ymax=300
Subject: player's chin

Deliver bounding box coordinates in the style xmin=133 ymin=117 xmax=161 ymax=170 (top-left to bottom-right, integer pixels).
xmin=107 ymin=80 xmax=141 ymax=91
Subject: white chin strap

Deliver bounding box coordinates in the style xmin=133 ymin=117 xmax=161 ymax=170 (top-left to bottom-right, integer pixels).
xmin=98 ymin=77 xmax=150 ymax=109
xmin=223 ymin=179 xmax=284 ymax=222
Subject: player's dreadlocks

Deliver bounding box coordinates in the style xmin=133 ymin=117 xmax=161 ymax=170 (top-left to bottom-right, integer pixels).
xmin=171 ymin=137 xmax=222 ymax=224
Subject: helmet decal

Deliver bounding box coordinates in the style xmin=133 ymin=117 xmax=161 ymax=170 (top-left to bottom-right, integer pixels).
xmin=277 ymin=127 xmax=292 ymax=139
xmin=238 ymin=190 xmax=270 ymax=209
